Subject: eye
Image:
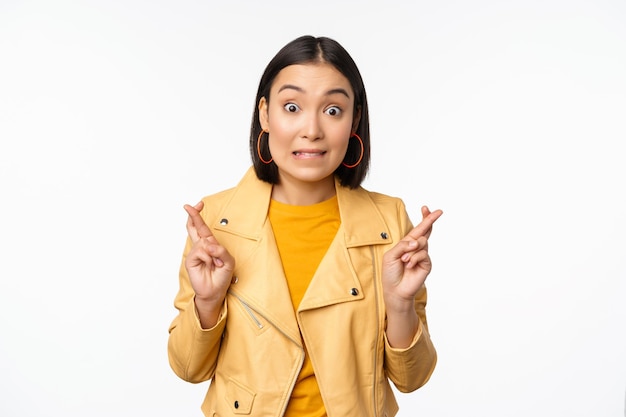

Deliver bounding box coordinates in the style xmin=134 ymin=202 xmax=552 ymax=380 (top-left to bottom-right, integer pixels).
xmin=324 ymin=106 xmax=342 ymax=116
xmin=284 ymin=103 xmax=300 ymax=113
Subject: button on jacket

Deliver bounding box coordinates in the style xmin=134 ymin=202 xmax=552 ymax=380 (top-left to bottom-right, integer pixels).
xmin=168 ymin=167 xmax=437 ymax=417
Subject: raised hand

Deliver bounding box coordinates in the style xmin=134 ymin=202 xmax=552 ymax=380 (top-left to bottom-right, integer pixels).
xmin=184 ymin=201 xmax=235 ymax=327
xmin=382 ymin=206 xmax=443 ymax=308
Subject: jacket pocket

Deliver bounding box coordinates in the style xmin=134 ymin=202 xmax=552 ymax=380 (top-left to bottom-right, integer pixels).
xmin=225 ymin=377 xmax=256 ymax=415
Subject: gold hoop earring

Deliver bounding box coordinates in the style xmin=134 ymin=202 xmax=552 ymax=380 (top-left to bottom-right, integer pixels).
xmin=342 ymin=133 xmax=364 ymax=168
xmin=257 ymin=130 xmax=272 ymax=164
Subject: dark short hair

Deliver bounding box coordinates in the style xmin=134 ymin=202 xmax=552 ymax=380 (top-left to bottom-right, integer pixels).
xmin=250 ymin=35 xmax=370 ymax=189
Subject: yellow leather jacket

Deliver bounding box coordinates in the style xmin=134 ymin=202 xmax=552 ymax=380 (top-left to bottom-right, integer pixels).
xmin=168 ymin=167 xmax=437 ymax=416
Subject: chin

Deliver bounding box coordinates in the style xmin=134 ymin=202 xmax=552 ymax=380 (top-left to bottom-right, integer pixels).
xmin=280 ymin=167 xmax=336 ymax=185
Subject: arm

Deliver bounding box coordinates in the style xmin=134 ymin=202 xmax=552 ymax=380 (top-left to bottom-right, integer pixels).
xmin=382 ymin=204 xmax=442 ymax=391
xmin=383 ymin=284 xmax=437 ymax=392
xmin=167 ymin=201 xmax=235 ymax=382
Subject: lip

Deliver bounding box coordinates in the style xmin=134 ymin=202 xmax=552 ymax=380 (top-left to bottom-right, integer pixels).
xmin=292 ymin=149 xmax=326 ymax=159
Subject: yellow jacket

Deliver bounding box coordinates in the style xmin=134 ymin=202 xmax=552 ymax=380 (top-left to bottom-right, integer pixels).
xmin=168 ymin=167 xmax=437 ymax=417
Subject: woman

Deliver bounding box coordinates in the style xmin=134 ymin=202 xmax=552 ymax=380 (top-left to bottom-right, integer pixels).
xmin=168 ymin=35 xmax=442 ymax=417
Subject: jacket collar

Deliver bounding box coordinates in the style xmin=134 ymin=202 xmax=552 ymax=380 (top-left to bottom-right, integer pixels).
xmin=211 ymin=167 xmax=395 ymax=341
xmin=212 ymin=167 xmax=394 ymax=247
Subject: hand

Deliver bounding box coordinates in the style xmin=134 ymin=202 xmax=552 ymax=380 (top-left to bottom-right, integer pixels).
xmin=382 ymin=206 xmax=443 ymax=310
xmin=183 ymin=201 xmax=235 ymax=306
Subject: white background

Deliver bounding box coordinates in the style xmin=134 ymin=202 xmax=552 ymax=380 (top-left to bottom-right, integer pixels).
xmin=1 ymin=1 xmax=625 ymax=416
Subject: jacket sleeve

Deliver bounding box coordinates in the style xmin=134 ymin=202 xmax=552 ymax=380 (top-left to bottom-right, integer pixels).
xmin=167 ymin=228 xmax=227 ymax=383
xmin=383 ymin=200 xmax=437 ymax=392
xmin=384 ymin=285 xmax=437 ymax=392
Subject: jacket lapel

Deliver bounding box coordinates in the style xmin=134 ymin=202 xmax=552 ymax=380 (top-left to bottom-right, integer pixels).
xmin=297 ymin=226 xmax=363 ymax=310
xmin=299 ymin=178 xmax=395 ymax=311
xmin=211 ymin=168 xmax=397 ymax=336
xmin=230 ymin=221 xmax=302 ymax=345
xmin=211 ymin=168 xmax=301 ymax=345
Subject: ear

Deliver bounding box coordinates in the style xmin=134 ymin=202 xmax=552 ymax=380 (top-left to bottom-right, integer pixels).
xmin=351 ymin=105 xmax=362 ymax=133
xmin=258 ymin=97 xmax=269 ymax=131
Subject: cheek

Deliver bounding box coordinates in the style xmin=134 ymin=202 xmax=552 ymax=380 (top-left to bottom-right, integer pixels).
xmin=327 ymin=134 xmax=350 ymax=162
xmin=267 ymin=108 xmax=295 ymax=136
xmin=267 ymin=124 xmax=292 ymax=150
xmin=331 ymin=124 xmax=353 ymax=147
xmin=266 ymin=117 xmax=292 ymax=154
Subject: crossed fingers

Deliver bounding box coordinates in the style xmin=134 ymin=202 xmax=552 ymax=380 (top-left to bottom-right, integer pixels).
xmin=398 ymin=206 xmax=442 ymax=268
xmin=405 ymin=206 xmax=443 ymax=241
xmin=184 ymin=201 xmax=214 ymax=242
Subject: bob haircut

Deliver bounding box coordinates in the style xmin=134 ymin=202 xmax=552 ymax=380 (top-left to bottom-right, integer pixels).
xmin=250 ymin=35 xmax=370 ymax=189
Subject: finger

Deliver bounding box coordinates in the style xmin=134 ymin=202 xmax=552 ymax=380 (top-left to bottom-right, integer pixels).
xmin=421 ymin=206 xmax=435 ymax=239
xmin=185 ymin=241 xmax=217 ymax=269
xmin=405 ymin=250 xmax=431 ymax=270
xmin=400 ymin=237 xmax=428 ymax=262
xmin=206 ymin=241 xmax=235 ymax=270
xmin=422 ymin=206 xmax=433 ymax=239
xmin=385 ymin=238 xmax=420 ymax=263
xmin=184 ymin=202 xmax=213 ymax=239
xmin=406 ymin=208 xmax=443 ymax=240
xmin=186 ymin=215 xmax=199 ymax=242
xmin=193 ymin=200 xmax=204 ymax=211
xmin=187 ymin=238 xmax=231 ymax=270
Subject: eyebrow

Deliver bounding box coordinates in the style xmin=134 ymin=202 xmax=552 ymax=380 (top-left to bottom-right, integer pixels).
xmin=277 ymin=84 xmax=351 ymax=99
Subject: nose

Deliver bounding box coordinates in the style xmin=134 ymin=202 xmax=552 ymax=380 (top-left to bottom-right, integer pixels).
xmin=300 ymin=111 xmax=323 ymax=141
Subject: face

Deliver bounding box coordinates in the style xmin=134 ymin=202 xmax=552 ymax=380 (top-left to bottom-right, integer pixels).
xmin=259 ymin=63 xmax=359 ymax=195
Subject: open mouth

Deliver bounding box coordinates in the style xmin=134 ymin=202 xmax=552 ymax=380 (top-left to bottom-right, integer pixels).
xmin=293 ymin=151 xmax=326 ymax=157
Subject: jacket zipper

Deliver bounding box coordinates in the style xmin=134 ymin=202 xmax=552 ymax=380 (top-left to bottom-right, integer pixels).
xmin=370 ymin=245 xmax=380 ymax=417
xmin=231 ymin=293 xmax=264 ymax=329
xmin=231 ymin=292 xmax=305 ymax=416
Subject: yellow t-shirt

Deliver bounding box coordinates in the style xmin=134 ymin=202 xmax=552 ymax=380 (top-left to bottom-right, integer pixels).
xmin=269 ymin=195 xmax=340 ymax=417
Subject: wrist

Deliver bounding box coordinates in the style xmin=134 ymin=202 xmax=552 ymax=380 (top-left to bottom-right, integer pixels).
xmin=194 ymin=296 xmax=224 ymax=329
xmin=385 ymin=307 xmax=419 ymax=349
xmin=384 ymin=293 xmax=416 ymax=315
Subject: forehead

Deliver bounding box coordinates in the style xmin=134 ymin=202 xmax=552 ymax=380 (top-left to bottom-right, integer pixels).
xmin=270 ymin=63 xmax=353 ymax=97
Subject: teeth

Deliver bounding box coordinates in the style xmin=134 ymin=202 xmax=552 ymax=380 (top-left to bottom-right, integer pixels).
xmin=294 ymin=151 xmax=323 ymax=156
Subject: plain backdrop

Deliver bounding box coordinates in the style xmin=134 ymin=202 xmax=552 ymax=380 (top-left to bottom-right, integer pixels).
xmin=1 ymin=1 xmax=625 ymax=416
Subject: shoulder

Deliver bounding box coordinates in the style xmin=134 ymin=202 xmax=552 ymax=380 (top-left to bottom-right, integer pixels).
xmin=196 ymin=169 xmax=253 ymax=224
xmin=361 ymin=188 xmax=415 ymax=237
xmin=197 ymin=187 xmax=236 ymax=227
xmin=197 ymin=167 xmax=272 ymax=230
xmin=339 ymin=185 xmax=414 ymax=240
xmin=199 ymin=167 xmax=259 ymax=205
xmin=363 ymin=189 xmax=406 ymax=208
xmin=201 ymin=186 xmax=237 ymax=207
xmin=358 ymin=187 xmax=409 ymax=220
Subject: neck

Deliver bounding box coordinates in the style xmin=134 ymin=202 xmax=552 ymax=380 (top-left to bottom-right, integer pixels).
xmin=271 ymin=176 xmax=336 ymax=206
